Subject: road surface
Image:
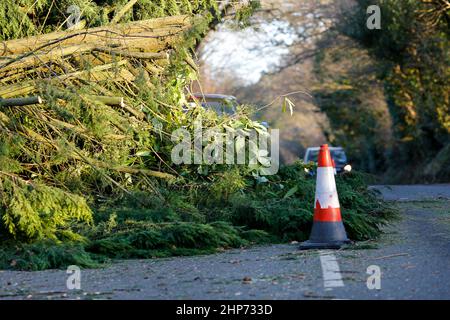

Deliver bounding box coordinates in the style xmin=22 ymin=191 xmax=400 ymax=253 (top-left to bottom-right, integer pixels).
xmin=1 ymin=185 xmax=449 ymax=300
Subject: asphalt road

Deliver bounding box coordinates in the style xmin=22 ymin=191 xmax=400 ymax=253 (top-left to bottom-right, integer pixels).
xmin=370 ymin=184 xmax=450 ymax=201
xmin=0 ymin=185 xmax=449 ymax=300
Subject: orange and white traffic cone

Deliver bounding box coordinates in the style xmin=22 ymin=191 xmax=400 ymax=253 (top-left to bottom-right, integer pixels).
xmin=331 ymin=158 xmax=337 ymax=175
xmin=299 ymin=144 xmax=350 ymax=249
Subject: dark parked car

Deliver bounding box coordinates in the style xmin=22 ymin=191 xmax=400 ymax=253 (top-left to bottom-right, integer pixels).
xmin=186 ymin=93 xmax=238 ymax=115
xmin=304 ymin=146 xmax=352 ymax=173
xmin=186 ymin=93 xmax=269 ymax=128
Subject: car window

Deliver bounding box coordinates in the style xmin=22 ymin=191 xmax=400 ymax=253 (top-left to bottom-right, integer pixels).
xmin=306 ymin=150 xmax=319 ymax=163
xmin=201 ymin=100 xmax=237 ymax=115
xmin=331 ymin=150 xmax=347 ymax=165
xmin=306 ymin=149 xmax=347 ymax=165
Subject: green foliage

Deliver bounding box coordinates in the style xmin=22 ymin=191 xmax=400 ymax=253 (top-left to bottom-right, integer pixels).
xmin=335 ymin=0 xmax=450 ymax=182
xmin=0 ymin=1 xmax=225 ymax=243
xmin=225 ymin=162 xmax=395 ymax=242
xmin=336 ymin=171 xmax=398 ymax=239
xmin=234 ymin=0 xmax=261 ymax=28
xmin=209 ymin=168 xmax=247 ymax=202
xmin=0 ymin=175 xmax=93 ymax=242
xmin=423 ymin=144 xmax=450 ymax=181
xmin=0 ymin=162 xmax=397 ymax=270
xmin=86 ymin=220 xmax=266 ymax=259
xmin=0 ymin=241 xmax=101 ymax=270
xmin=0 ymin=1 xmax=398 ymax=270
xmin=312 ymin=42 xmax=393 ymax=174
xmin=338 ymin=0 xmax=420 ymax=63
xmin=0 ymin=0 xmax=220 ymax=40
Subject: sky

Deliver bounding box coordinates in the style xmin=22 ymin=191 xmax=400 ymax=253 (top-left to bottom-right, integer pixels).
xmin=200 ymin=19 xmax=298 ymax=85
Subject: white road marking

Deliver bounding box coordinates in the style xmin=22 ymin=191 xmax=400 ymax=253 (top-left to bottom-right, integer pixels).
xmin=319 ymin=250 xmax=344 ymax=289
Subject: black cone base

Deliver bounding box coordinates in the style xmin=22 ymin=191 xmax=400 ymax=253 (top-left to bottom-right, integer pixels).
xmin=299 ymin=239 xmax=351 ymax=250
xmin=299 ymin=221 xmax=351 ymax=250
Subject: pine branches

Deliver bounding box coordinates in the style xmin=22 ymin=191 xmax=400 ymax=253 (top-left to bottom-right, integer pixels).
xmin=0 ymin=172 xmax=93 ymax=241
xmin=0 ymin=5 xmax=216 ymax=242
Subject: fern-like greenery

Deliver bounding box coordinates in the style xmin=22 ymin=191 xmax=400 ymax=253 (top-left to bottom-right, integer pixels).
xmin=0 ymin=174 xmax=92 ymax=242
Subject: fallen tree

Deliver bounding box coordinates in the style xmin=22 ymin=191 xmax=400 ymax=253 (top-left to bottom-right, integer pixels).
xmin=0 ymin=2 xmax=218 ymax=243
xmin=0 ymin=0 xmax=397 ymax=270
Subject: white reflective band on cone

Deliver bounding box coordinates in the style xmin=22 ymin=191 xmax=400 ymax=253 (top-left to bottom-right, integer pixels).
xmin=315 ymin=167 xmax=340 ymax=209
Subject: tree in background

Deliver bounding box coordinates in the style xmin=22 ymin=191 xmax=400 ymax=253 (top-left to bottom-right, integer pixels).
xmin=337 ymin=0 xmax=450 ymax=181
xmin=312 ymin=34 xmax=393 ymax=174
xmin=194 ymin=0 xmax=448 ymax=181
xmin=195 ymin=0 xmax=337 ymax=164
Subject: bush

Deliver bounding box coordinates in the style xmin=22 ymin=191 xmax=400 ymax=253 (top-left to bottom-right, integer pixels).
xmin=1 ymin=162 xmax=397 ymax=270
xmin=0 ymin=175 xmax=93 ymax=242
